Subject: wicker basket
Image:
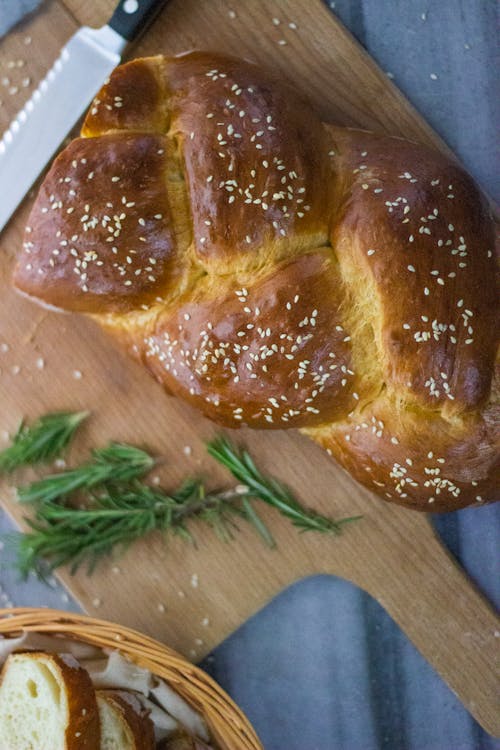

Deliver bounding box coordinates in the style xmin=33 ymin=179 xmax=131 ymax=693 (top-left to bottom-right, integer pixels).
xmin=0 ymin=608 xmax=262 ymax=750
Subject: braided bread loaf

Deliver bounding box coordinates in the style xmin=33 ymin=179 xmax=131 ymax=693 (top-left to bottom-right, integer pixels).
xmin=15 ymin=52 xmax=499 ymax=512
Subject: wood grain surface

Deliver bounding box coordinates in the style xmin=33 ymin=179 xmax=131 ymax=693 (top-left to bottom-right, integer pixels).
xmin=0 ymin=0 xmax=498 ymax=736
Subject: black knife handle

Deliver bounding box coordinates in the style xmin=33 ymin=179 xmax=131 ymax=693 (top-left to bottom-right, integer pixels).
xmin=108 ymin=0 xmax=169 ymax=42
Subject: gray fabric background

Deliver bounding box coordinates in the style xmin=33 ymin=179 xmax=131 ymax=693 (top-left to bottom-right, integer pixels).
xmin=0 ymin=1 xmax=499 ymax=749
xmin=0 ymin=0 xmax=43 ymax=37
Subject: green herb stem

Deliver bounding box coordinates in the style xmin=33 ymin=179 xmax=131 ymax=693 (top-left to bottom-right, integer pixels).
xmin=207 ymin=437 xmax=362 ymax=535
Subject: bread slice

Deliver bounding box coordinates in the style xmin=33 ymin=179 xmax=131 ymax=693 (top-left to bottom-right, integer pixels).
xmin=97 ymin=689 xmax=155 ymax=750
xmin=0 ymin=651 xmax=100 ymax=750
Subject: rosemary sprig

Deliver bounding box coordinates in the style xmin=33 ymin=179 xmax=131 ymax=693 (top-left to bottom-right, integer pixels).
xmin=0 ymin=413 xmax=361 ymax=576
xmin=17 ymin=443 xmax=154 ymax=504
xmin=11 ymin=438 xmax=360 ymax=578
xmin=207 ymin=437 xmax=362 ymax=535
xmin=13 ymin=481 xmax=273 ymax=578
xmin=0 ymin=411 xmax=88 ymax=473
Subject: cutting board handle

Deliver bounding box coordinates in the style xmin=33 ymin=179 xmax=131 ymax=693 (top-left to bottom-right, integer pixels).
xmin=332 ymin=520 xmax=500 ymax=736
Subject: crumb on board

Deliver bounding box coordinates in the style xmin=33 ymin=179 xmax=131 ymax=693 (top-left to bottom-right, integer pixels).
xmin=92 ymin=597 xmax=102 ymax=608
xmin=72 ymin=369 xmax=83 ymax=379
xmin=190 ymin=573 xmax=199 ymax=588
xmin=157 ymin=602 xmax=166 ymax=613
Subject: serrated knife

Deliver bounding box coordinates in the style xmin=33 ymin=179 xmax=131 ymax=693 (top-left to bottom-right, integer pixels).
xmin=0 ymin=0 xmax=170 ymax=234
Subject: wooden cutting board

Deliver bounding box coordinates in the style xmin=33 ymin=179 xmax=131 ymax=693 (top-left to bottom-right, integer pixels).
xmin=0 ymin=0 xmax=498 ymax=736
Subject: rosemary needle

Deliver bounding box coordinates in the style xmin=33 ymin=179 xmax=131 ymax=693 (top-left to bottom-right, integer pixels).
xmin=18 ymin=443 xmax=154 ymax=504
xmin=0 ymin=411 xmax=88 ymax=473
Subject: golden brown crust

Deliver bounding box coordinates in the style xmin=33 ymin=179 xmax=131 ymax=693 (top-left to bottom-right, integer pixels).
xmin=15 ymin=132 xmax=181 ymax=314
xmin=305 ymin=373 xmax=500 ymax=511
xmin=139 ymin=251 xmax=368 ymax=429
xmin=14 ymin=51 xmax=500 ymax=513
xmin=328 ymin=126 xmax=498 ymax=414
xmin=82 ymin=56 xmax=168 ymax=137
xmin=97 ymin=689 xmax=155 ymax=749
xmin=164 ymin=51 xmax=331 ymax=270
xmin=54 ymin=652 xmax=101 ymax=750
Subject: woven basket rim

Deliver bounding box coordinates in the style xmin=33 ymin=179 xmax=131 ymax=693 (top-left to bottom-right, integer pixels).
xmin=0 ymin=607 xmax=262 ymax=750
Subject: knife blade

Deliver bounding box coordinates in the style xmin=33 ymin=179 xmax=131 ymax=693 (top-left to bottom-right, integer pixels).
xmin=0 ymin=0 xmax=169 ymax=234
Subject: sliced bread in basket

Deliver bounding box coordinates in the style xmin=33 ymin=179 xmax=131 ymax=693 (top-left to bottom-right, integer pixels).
xmin=0 ymin=651 xmax=100 ymax=749
xmin=97 ymin=688 xmax=155 ymax=749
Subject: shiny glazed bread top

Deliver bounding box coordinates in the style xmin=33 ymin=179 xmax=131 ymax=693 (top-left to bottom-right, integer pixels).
xmin=15 ymin=52 xmax=499 ymax=511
